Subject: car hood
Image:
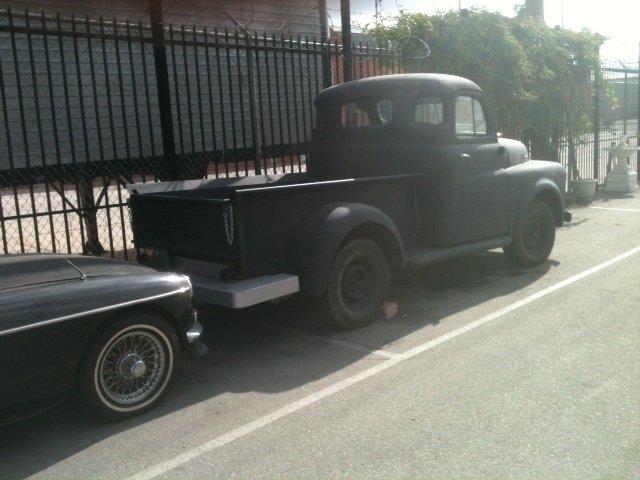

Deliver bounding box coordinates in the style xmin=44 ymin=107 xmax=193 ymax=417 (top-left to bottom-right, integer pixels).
xmin=0 ymin=253 xmax=155 ymax=291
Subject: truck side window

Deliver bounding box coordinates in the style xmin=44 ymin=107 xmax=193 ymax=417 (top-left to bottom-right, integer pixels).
xmin=415 ymin=97 xmax=443 ymax=125
xmin=455 ymin=96 xmax=487 ymax=136
xmin=341 ymin=99 xmax=392 ymax=127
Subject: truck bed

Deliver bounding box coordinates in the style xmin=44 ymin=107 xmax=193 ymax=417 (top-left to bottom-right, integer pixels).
xmin=128 ymin=172 xmax=421 ymax=276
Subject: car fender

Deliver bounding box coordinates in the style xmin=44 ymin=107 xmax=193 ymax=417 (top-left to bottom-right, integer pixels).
xmin=0 ymin=273 xmax=192 ymax=335
xmin=288 ymin=202 xmax=404 ymax=296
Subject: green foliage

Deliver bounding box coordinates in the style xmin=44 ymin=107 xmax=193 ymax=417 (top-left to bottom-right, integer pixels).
xmin=361 ymin=8 xmax=607 ymax=162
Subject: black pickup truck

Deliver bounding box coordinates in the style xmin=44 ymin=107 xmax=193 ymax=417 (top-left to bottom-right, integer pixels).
xmin=128 ymin=74 xmax=571 ymax=329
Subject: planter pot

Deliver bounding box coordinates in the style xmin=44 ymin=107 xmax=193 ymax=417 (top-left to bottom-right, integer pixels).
xmin=570 ymin=179 xmax=597 ymax=203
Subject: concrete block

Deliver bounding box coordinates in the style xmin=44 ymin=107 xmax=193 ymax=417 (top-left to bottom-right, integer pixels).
xmin=382 ymin=301 xmax=398 ymax=319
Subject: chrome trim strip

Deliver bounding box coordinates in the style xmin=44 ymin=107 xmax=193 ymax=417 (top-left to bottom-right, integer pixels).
xmin=0 ymin=286 xmax=190 ymax=337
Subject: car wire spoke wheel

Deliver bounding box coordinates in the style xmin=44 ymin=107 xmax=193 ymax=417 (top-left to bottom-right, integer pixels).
xmin=77 ymin=313 xmax=179 ymax=420
xmin=98 ymin=329 xmax=168 ymax=406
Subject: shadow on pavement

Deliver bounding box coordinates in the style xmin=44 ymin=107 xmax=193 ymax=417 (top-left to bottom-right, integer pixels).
xmin=0 ymin=250 xmax=553 ymax=478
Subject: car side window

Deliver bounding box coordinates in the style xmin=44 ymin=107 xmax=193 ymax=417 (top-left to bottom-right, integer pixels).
xmin=341 ymin=99 xmax=392 ymax=127
xmin=415 ymin=97 xmax=444 ymax=125
xmin=455 ymin=95 xmax=487 ymax=136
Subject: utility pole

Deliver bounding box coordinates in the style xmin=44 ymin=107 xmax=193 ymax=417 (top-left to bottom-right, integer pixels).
xmin=525 ymin=0 xmax=544 ymax=19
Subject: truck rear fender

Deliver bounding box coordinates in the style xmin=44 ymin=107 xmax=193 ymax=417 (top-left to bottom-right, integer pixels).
xmin=288 ymin=203 xmax=405 ymax=296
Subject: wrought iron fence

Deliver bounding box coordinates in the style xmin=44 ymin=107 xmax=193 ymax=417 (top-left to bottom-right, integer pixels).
xmin=0 ymin=7 xmax=638 ymax=259
xmin=0 ymin=8 xmax=412 ymax=259
xmin=563 ymin=63 xmax=638 ymax=183
xmin=521 ymin=62 xmax=639 ymax=183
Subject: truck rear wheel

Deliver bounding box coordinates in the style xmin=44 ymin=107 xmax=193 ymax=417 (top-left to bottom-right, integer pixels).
xmin=504 ymin=200 xmax=556 ymax=267
xmin=326 ymin=238 xmax=389 ymax=330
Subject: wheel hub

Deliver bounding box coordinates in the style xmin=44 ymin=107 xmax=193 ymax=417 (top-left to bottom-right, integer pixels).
xmin=117 ymin=353 xmax=146 ymax=379
xmin=131 ymin=360 xmax=147 ymax=378
xmin=342 ymin=262 xmax=371 ymax=306
xmin=524 ymin=220 xmax=542 ymax=249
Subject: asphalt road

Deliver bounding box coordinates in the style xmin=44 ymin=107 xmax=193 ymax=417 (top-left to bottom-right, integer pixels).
xmin=1 ymin=190 xmax=639 ymax=479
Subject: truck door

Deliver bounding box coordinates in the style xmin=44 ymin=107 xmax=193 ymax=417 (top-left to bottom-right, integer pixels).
xmin=453 ymin=94 xmax=510 ymax=243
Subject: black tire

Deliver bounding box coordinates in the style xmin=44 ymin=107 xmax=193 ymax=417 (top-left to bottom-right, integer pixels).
xmin=326 ymin=238 xmax=389 ymax=330
xmin=504 ymin=200 xmax=556 ymax=267
xmin=76 ymin=312 xmax=180 ymax=420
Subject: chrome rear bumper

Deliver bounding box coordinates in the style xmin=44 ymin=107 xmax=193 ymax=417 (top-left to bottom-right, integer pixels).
xmin=185 ymin=310 xmax=208 ymax=357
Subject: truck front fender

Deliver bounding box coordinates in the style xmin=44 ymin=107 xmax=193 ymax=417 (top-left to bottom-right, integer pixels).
xmin=288 ymin=202 xmax=405 ymax=296
xmin=508 ymin=161 xmax=568 ymax=232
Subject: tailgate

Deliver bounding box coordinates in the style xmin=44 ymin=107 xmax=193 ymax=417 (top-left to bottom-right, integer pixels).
xmin=128 ymin=193 xmax=237 ymax=262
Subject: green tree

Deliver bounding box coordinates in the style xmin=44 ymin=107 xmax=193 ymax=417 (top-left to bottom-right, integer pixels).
xmin=510 ymin=15 xmax=606 ymax=167
xmin=363 ymin=8 xmax=606 ymax=168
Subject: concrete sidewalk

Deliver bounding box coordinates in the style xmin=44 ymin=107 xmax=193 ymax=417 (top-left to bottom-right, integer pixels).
xmin=568 ymin=184 xmax=640 ymax=211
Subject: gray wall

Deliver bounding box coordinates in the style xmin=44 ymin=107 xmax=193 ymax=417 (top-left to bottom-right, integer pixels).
xmin=1 ymin=1 xmax=323 ymax=36
xmin=0 ymin=1 xmax=324 ymax=173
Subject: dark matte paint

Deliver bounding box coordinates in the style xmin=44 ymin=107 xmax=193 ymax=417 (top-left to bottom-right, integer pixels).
xmin=127 ymin=74 xmax=568 ymax=298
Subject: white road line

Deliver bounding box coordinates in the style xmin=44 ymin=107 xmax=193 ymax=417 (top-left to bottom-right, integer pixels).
xmin=127 ymin=245 xmax=640 ymax=480
xmin=590 ymin=206 xmax=640 ymax=212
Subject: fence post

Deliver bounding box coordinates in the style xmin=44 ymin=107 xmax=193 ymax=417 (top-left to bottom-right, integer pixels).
xmin=593 ymin=58 xmax=601 ymax=181
xmin=340 ymin=0 xmax=352 ymax=82
xmin=149 ymin=0 xmax=178 ymax=181
xmin=319 ymin=0 xmax=332 ymax=88
xmin=245 ymin=35 xmax=262 ymax=175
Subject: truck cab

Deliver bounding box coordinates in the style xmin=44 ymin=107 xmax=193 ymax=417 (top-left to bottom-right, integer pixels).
xmin=309 ymin=74 xmax=546 ymax=248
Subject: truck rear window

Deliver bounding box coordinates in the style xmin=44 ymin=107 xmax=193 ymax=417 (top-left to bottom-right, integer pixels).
xmin=415 ymin=97 xmax=444 ymax=125
xmin=341 ymin=99 xmax=393 ymax=127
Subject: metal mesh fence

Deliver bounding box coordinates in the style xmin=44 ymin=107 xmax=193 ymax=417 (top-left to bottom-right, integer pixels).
xmin=0 ymin=9 xmax=163 ymax=258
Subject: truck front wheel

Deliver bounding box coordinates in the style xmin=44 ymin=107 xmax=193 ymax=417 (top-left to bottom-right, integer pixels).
xmin=326 ymin=238 xmax=389 ymax=330
xmin=504 ymin=200 xmax=556 ymax=267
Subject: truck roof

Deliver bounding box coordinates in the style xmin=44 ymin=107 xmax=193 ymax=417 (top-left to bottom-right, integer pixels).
xmin=314 ymin=74 xmax=482 ymax=106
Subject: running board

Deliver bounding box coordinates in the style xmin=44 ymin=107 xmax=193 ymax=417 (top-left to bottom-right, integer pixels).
xmin=190 ymin=273 xmax=300 ymax=308
xmin=405 ymin=235 xmax=511 ymax=269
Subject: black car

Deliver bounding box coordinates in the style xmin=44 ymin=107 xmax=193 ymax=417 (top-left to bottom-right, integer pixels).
xmin=0 ymin=253 xmax=207 ymax=425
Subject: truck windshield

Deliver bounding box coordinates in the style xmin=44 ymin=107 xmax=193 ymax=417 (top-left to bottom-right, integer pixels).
xmin=455 ymin=95 xmax=487 ymax=136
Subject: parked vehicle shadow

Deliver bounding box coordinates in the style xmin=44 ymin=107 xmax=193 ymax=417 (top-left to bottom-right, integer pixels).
xmin=0 ymin=250 xmax=554 ymax=478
